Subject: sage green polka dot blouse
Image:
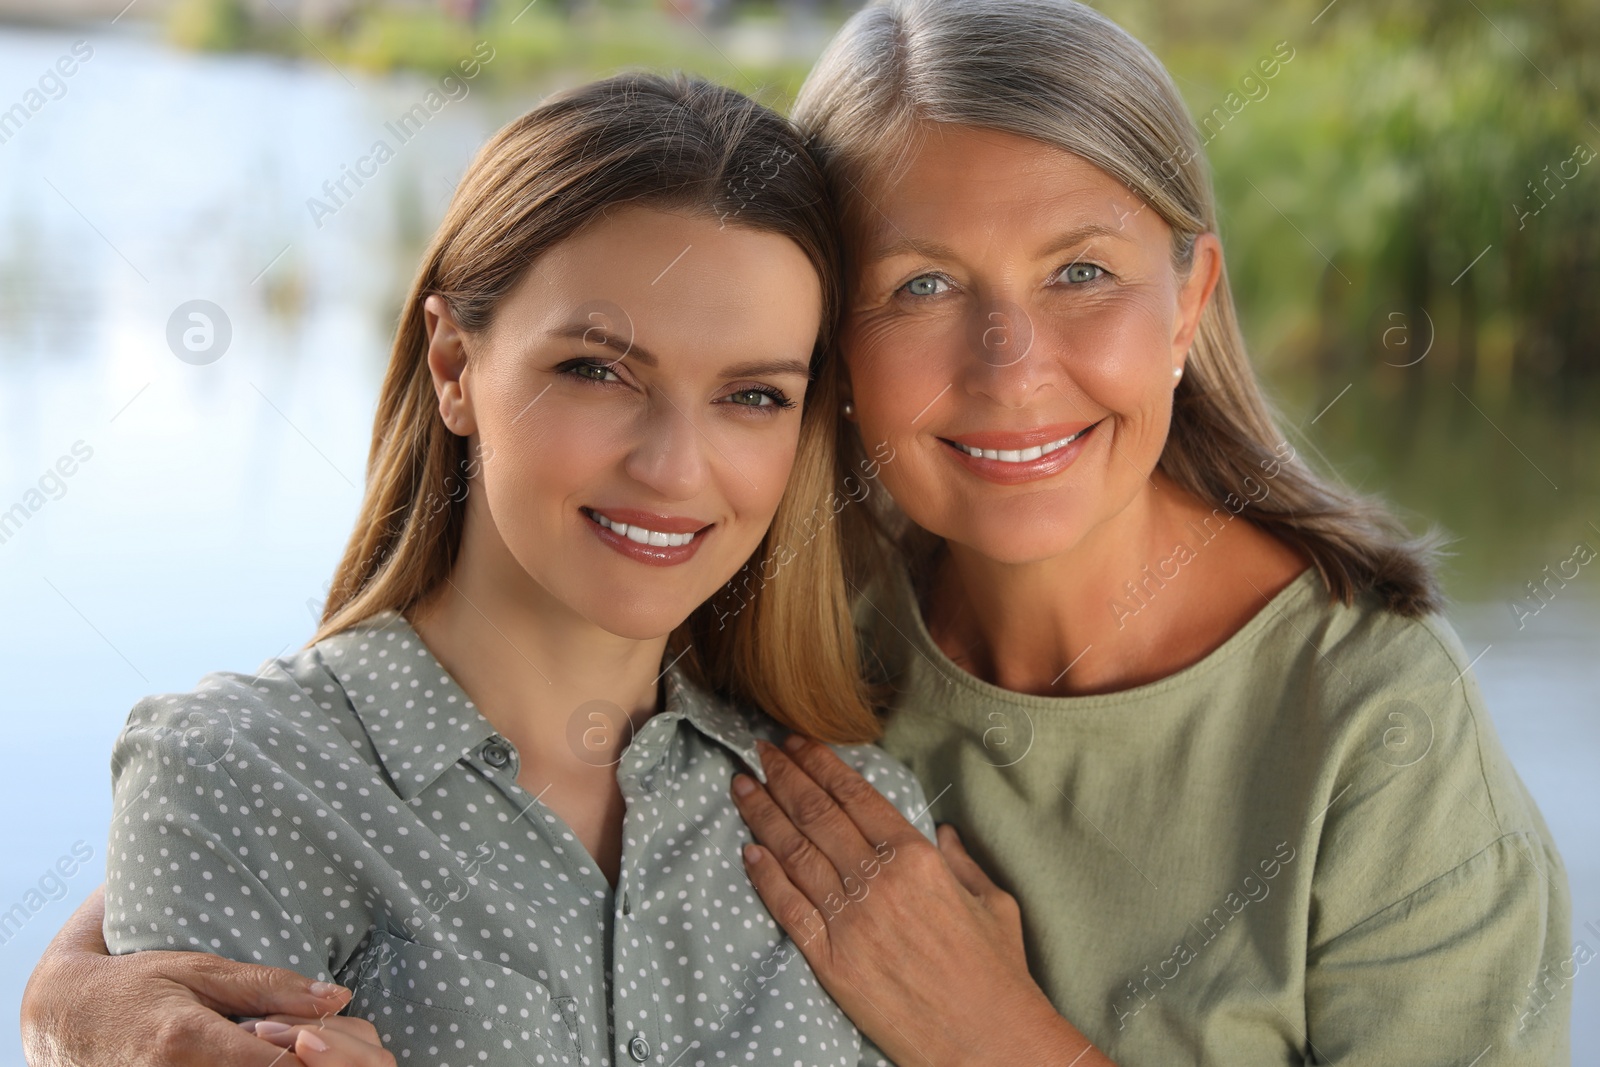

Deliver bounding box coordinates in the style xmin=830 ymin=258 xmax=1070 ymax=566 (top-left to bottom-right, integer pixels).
xmin=104 ymin=608 xmax=934 ymax=1066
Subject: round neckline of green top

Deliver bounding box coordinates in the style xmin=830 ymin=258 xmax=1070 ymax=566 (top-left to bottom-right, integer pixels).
xmin=891 ymin=562 xmax=1326 ymax=714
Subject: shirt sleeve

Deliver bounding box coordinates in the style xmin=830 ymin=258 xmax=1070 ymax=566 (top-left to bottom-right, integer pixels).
xmin=1305 ymin=830 xmax=1571 ymax=1064
xmin=1303 ymin=614 xmax=1573 ymax=1064
xmin=102 ymin=698 xmax=331 ymax=980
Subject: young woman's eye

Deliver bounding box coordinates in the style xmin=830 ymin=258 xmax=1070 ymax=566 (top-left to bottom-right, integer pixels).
xmin=1059 ymin=263 xmax=1105 ymax=284
xmin=722 ymin=386 xmax=795 ymax=410
xmin=561 ymin=359 xmax=621 ymax=384
xmin=900 ymin=273 xmax=950 ymax=297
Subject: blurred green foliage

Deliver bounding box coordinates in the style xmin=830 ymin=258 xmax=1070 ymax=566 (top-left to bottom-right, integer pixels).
xmin=164 ymin=0 xmax=1600 ymax=595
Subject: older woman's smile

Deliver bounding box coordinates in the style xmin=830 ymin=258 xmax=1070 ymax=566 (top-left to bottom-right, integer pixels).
xmin=938 ymin=419 xmax=1103 ymax=482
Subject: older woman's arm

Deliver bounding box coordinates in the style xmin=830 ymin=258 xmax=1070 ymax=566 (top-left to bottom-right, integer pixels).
xmin=21 ymin=886 xmax=385 ymax=1067
xmin=732 ymin=738 xmax=1116 ymax=1067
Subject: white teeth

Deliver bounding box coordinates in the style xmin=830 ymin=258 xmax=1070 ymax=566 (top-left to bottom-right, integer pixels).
xmin=955 ymin=424 xmax=1095 ymax=462
xmin=588 ymin=510 xmax=700 ymax=548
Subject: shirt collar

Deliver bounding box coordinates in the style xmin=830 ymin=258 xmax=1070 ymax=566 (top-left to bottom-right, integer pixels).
xmin=315 ymin=610 xmax=768 ymax=799
xmin=659 ymin=665 xmax=767 ymax=783
xmin=313 ymin=609 xmax=499 ymax=802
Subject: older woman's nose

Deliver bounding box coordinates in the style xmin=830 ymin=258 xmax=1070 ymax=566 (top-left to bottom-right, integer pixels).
xmin=960 ymin=300 xmax=1055 ymax=408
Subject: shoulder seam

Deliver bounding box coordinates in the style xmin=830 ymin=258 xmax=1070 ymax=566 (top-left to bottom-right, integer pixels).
xmin=1413 ymin=613 xmax=1507 ymax=830
xmin=111 ymin=724 xmax=331 ymax=974
xmin=1312 ymin=830 xmax=1541 ymax=952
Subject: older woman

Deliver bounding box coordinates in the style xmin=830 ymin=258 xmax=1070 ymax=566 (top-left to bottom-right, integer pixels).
xmin=22 ymin=1 xmax=1569 ymax=1064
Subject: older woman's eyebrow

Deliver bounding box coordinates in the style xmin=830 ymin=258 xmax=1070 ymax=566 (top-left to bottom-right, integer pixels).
xmin=1035 ymin=222 xmax=1137 ymax=261
xmin=866 ymin=222 xmax=1136 ymax=264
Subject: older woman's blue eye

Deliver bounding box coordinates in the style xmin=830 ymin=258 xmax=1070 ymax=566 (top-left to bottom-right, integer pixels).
xmin=1063 ymin=264 xmax=1103 ymax=283
xmin=905 ymin=275 xmax=944 ymax=296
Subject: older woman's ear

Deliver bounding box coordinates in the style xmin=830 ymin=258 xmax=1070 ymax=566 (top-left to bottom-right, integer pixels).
xmin=1171 ymin=232 xmax=1223 ymax=365
xmin=22 ymin=884 xmax=348 ymax=1067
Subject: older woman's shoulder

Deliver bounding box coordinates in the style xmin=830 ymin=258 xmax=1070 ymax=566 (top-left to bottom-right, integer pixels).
xmin=1278 ymin=578 xmax=1563 ymax=934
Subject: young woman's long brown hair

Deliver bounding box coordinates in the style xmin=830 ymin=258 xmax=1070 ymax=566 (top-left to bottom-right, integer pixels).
xmin=308 ymin=72 xmax=881 ymax=743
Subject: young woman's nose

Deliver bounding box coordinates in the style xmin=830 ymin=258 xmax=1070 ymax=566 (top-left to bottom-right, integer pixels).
xmin=622 ymin=402 xmax=713 ymax=500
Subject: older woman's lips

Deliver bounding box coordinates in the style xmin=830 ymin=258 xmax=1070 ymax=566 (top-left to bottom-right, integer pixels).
xmin=939 ymin=420 xmax=1102 ymax=484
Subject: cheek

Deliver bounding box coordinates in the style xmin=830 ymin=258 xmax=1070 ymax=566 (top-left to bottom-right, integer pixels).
xmin=480 ymin=398 xmax=620 ymax=533
xmin=1048 ymin=297 xmax=1176 ymax=415
xmin=842 ymin=320 xmax=958 ymax=446
xmin=723 ymin=420 xmax=803 ymax=531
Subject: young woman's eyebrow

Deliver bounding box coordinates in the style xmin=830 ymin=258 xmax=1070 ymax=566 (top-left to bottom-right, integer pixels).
xmin=547 ymin=325 xmax=807 ymax=380
xmin=721 ymin=358 xmax=811 ymax=379
xmin=551 ymin=323 xmax=655 ymax=366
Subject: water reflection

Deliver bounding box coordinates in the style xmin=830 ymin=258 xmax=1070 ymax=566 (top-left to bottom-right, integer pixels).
xmin=0 ymin=19 xmax=1593 ymax=1056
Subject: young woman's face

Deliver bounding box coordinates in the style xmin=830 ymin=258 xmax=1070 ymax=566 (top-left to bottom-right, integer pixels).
xmin=842 ymin=125 xmax=1219 ymax=564
xmin=433 ymin=206 xmax=822 ymax=639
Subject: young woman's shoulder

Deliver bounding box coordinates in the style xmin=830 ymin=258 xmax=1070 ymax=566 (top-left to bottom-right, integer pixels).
xmin=739 ymin=707 xmax=937 ymax=843
xmin=111 ymin=636 xmax=375 ymax=784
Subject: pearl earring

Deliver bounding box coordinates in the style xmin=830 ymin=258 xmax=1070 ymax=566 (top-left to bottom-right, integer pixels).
xmin=1172 ymin=365 xmax=1184 ymax=381
xmin=842 ymin=400 xmax=855 ymax=417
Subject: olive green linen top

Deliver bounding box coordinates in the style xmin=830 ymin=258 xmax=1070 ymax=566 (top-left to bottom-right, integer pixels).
xmin=867 ymin=561 xmax=1571 ymax=1065
xmin=103 ymin=609 xmax=934 ymax=1067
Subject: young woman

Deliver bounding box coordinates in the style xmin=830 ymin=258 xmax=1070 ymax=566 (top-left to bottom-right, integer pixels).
xmin=21 ymin=1 xmax=1572 ymax=1064
xmin=50 ymin=71 xmax=938 ymax=1067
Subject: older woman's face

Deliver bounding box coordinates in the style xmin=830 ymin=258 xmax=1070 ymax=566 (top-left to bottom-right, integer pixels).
xmin=842 ymin=125 xmax=1219 ymax=565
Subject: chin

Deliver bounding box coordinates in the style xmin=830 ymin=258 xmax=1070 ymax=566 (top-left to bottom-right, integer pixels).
xmin=947 ymin=519 xmax=1090 ymax=568
xmin=580 ymin=599 xmax=697 ymax=642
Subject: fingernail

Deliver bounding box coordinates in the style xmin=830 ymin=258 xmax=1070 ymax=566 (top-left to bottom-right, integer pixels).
xmin=743 ymin=843 xmax=764 ymax=864
xmin=731 ymin=774 xmax=756 ymax=797
xmin=783 ymin=734 xmax=807 ymax=753
xmin=298 ymin=1031 xmax=329 ymax=1053
xmin=255 ymin=1021 xmax=293 ymax=1036
xmin=308 ymin=981 xmax=345 ymax=997
xmin=238 ymin=1019 xmax=260 ymax=1032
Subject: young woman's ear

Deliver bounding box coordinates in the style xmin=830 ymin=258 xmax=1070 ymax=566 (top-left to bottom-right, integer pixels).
xmin=424 ymin=295 xmax=477 ymax=437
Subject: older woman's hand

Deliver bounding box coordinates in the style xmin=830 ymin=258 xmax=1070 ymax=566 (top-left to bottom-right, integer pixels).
xmin=21 ymin=885 xmax=382 ymax=1067
xmin=731 ymin=737 xmax=1114 ymax=1067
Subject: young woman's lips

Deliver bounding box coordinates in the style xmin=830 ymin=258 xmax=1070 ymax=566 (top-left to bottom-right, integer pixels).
xmin=582 ymin=507 xmax=712 ymax=567
xmin=939 ymin=420 xmax=1102 ymax=485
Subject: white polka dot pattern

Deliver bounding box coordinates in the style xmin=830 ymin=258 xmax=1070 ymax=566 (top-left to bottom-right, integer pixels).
xmin=103 ymin=609 xmax=933 ymax=1066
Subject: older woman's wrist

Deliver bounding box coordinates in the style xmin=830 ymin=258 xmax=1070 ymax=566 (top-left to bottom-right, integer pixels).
xmin=994 ymin=1000 xmax=1112 ymax=1067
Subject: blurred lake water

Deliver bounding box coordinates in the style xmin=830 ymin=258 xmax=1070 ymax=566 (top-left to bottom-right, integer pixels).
xmin=0 ymin=21 xmax=1594 ymax=1062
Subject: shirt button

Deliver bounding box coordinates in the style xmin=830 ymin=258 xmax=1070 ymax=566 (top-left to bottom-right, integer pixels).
xmin=480 ymin=739 xmax=511 ymax=768
xmin=628 ymin=1034 xmax=650 ymax=1061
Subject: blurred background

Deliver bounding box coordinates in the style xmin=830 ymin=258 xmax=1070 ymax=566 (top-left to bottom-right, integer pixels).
xmin=0 ymin=0 xmax=1595 ymax=1059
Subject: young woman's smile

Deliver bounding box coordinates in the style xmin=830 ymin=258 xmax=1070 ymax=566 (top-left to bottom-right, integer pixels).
xmin=428 ymin=204 xmax=822 ymax=640
xmin=581 ymin=505 xmax=713 ymax=564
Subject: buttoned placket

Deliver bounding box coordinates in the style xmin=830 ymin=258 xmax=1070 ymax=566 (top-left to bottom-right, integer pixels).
xmin=610 ymin=711 xmax=680 ymax=1066
xmin=463 ymin=717 xmax=682 ymax=1066
xmin=458 ymin=731 xmax=609 ymax=1060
